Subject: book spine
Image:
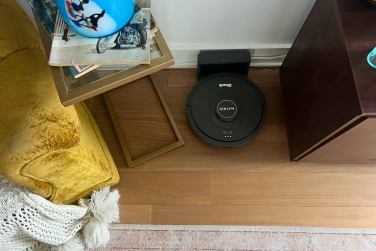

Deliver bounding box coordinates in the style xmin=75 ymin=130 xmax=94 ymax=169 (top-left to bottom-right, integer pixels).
xmin=71 ymin=65 xmax=100 ymax=78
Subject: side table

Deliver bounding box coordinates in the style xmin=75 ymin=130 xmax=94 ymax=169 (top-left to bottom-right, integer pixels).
xmin=34 ymin=14 xmax=183 ymax=167
xmin=280 ymin=0 xmax=376 ymax=161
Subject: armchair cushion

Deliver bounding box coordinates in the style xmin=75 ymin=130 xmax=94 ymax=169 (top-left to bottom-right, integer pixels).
xmin=0 ymin=0 xmax=119 ymax=205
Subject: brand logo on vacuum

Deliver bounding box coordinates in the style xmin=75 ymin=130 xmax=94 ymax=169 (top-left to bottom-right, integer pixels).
xmin=219 ymin=107 xmax=235 ymax=111
xmin=219 ymin=84 xmax=232 ymax=87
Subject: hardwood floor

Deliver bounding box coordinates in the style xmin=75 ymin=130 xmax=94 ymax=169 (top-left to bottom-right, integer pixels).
xmin=85 ymin=69 xmax=376 ymax=228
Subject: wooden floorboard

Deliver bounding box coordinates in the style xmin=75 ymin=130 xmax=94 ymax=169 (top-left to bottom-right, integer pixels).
xmin=112 ymin=170 xmax=211 ymax=205
xmin=84 ymin=97 xmax=94 ymax=112
xmin=168 ymin=69 xmax=197 ymax=87
xmin=94 ymin=113 xmax=177 ymax=143
xmin=248 ymin=68 xmax=280 ymax=85
xmin=90 ymin=68 xmax=376 ymax=226
xmin=107 ymin=77 xmax=165 ymax=114
xmin=93 ymin=77 xmax=166 ymax=114
xmin=92 ymin=111 xmax=150 ymax=165
xmin=151 ymin=205 xmax=376 ymax=228
xmin=146 ymin=113 xmax=376 ymax=173
xmin=153 ymin=69 xmax=169 ymax=88
xmin=160 ymin=87 xmax=192 ymax=114
xmin=119 ymin=205 xmax=151 ymax=224
xmin=211 ymin=172 xmax=376 ymax=207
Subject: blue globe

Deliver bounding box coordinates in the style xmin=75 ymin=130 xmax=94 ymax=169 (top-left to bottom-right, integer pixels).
xmin=55 ymin=0 xmax=135 ymax=38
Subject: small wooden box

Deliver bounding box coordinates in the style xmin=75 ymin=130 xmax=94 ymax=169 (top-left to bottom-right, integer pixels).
xmin=280 ymin=0 xmax=376 ymax=161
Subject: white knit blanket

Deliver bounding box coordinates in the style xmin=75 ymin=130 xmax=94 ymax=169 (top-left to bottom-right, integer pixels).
xmin=0 ymin=177 xmax=120 ymax=251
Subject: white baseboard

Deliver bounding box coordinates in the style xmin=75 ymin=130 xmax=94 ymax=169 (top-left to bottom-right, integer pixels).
xmin=167 ymin=44 xmax=291 ymax=69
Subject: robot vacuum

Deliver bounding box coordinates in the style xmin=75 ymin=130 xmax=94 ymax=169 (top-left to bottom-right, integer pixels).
xmin=186 ymin=51 xmax=267 ymax=149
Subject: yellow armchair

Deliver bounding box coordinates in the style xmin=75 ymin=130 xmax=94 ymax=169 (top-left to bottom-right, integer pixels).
xmin=0 ymin=0 xmax=119 ymax=205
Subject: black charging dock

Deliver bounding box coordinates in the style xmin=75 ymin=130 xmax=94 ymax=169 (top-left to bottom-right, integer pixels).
xmin=186 ymin=51 xmax=267 ymax=149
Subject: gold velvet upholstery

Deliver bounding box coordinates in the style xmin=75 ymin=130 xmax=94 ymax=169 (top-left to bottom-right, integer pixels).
xmin=0 ymin=0 xmax=119 ymax=204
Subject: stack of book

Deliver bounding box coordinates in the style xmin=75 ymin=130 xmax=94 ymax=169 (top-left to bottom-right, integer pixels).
xmin=28 ymin=0 xmax=157 ymax=78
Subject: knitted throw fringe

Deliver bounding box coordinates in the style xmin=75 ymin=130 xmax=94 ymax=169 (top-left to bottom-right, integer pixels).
xmin=0 ymin=177 xmax=120 ymax=250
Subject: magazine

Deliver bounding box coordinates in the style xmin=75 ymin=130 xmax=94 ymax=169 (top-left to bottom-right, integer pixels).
xmin=49 ymin=0 xmax=152 ymax=66
xmin=69 ymin=65 xmax=100 ymax=78
xmin=28 ymin=0 xmax=99 ymax=78
xmin=71 ymin=18 xmax=155 ymax=78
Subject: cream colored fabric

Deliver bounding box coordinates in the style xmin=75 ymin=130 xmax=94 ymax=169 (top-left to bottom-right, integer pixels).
xmin=0 ymin=0 xmax=119 ymax=205
xmin=0 ymin=177 xmax=120 ymax=250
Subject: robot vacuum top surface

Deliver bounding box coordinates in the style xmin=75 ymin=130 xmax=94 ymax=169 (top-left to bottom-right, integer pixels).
xmin=187 ymin=72 xmax=265 ymax=142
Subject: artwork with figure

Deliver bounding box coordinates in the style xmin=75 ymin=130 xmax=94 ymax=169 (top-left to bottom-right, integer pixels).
xmin=66 ymin=0 xmax=106 ymax=32
xmin=48 ymin=0 xmax=152 ymax=66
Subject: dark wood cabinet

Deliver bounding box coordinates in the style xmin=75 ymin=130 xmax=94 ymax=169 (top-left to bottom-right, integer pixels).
xmin=280 ymin=0 xmax=376 ymax=161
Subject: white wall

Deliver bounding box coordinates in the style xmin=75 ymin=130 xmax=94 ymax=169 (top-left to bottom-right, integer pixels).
xmin=152 ymin=0 xmax=316 ymax=67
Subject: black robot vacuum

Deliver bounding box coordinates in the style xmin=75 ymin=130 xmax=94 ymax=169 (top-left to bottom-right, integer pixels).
xmin=186 ymin=51 xmax=267 ymax=149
